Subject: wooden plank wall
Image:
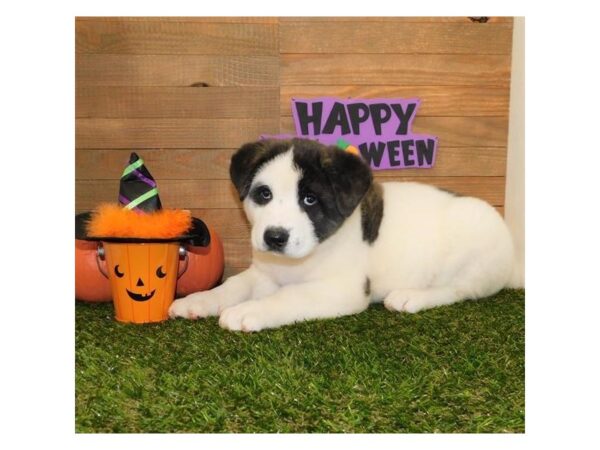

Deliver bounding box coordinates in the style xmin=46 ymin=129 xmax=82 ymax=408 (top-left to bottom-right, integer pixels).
xmin=76 ymin=16 xmax=513 ymax=277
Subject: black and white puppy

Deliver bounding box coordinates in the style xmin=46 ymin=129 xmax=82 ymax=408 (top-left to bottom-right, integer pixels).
xmin=170 ymin=138 xmax=522 ymax=331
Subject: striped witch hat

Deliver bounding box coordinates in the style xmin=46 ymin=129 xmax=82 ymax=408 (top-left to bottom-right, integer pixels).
xmin=75 ymin=152 xmax=210 ymax=246
xmin=119 ymin=152 xmax=162 ymax=212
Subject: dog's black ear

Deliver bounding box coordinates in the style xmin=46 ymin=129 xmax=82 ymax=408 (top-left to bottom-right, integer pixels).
xmin=230 ymin=139 xmax=293 ymax=199
xmin=230 ymin=141 xmax=268 ymax=199
xmin=324 ymin=147 xmax=373 ymax=217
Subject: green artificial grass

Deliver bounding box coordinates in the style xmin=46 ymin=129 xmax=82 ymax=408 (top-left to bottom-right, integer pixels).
xmin=75 ymin=289 xmax=525 ymax=433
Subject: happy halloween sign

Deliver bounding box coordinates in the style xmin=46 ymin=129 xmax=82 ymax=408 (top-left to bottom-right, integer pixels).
xmin=282 ymin=97 xmax=439 ymax=170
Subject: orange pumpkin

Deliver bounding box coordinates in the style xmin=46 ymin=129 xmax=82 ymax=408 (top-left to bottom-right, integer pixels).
xmin=75 ymin=239 xmax=112 ymax=303
xmin=176 ymin=227 xmax=224 ymax=297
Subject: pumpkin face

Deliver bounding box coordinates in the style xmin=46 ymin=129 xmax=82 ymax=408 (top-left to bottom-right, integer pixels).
xmin=103 ymin=242 xmax=180 ymax=323
xmin=75 ymin=239 xmax=112 ymax=303
xmin=176 ymin=227 xmax=224 ymax=297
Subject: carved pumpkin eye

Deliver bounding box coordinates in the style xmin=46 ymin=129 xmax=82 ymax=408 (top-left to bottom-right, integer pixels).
xmin=114 ymin=265 xmax=124 ymax=278
xmin=156 ymin=266 xmax=167 ymax=278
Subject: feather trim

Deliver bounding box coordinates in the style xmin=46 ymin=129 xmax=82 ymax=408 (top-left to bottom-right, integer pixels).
xmin=86 ymin=204 xmax=192 ymax=239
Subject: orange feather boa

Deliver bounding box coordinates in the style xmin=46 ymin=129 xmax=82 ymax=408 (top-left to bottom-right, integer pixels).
xmin=86 ymin=204 xmax=192 ymax=239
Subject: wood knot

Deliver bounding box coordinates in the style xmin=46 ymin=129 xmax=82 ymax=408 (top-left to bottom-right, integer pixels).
xmin=468 ymin=17 xmax=490 ymax=23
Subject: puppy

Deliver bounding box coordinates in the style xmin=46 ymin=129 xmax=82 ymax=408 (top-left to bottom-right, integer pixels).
xmin=169 ymin=138 xmax=522 ymax=331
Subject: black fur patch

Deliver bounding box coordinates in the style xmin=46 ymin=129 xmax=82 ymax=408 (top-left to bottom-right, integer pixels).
xmin=360 ymin=182 xmax=384 ymax=244
xmin=291 ymin=138 xmax=373 ymax=242
xmin=249 ymin=185 xmax=273 ymax=206
xmin=229 ymin=140 xmax=291 ymax=200
xmin=364 ymin=277 xmax=371 ymax=296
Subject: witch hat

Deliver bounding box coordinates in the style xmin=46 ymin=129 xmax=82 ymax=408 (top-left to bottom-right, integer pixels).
xmin=76 ymin=153 xmax=210 ymax=246
xmin=118 ymin=152 xmax=162 ymax=212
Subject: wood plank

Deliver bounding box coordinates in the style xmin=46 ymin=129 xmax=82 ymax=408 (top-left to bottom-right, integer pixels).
xmin=190 ymin=209 xmax=250 ymax=239
xmin=280 ymin=86 xmax=510 ymax=117
xmin=77 ymin=17 xmax=279 ymax=24
xmin=76 ymin=54 xmax=279 ymax=87
xmin=281 ymin=54 xmax=511 ymax=87
xmin=278 ymin=17 xmax=513 ymax=24
xmin=76 ymin=118 xmax=279 ymax=149
xmin=280 ymin=22 xmax=512 ymax=54
xmin=76 ymin=20 xmax=278 ymax=55
xmin=76 ymin=177 xmax=504 ymax=211
xmin=76 ymin=149 xmax=234 ymax=180
xmin=372 ymin=147 xmax=506 ymax=177
xmin=76 ymin=179 xmax=241 ymax=210
xmin=223 ymin=239 xmax=252 ymax=269
xmin=77 ymin=86 xmax=279 ymax=118
xmin=76 ymin=146 xmax=506 ymax=180
xmin=280 ymin=116 xmax=509 ymax=147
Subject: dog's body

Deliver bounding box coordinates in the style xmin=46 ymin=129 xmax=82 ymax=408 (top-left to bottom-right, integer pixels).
xmin=170 ymin=139 xmax=521 ymax=331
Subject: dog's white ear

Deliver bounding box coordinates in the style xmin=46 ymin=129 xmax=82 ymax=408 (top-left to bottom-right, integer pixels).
xmin=324 ymin=147 xmax=373 ymax=217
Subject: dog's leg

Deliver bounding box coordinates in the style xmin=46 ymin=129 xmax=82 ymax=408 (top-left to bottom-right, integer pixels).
xmin=169 ymin=266 xmax=276 ymax=319
xmin=219 ymin=279 xmax=369 ymax=332
xmin=383 ymin=287 xmax=464 ymax=314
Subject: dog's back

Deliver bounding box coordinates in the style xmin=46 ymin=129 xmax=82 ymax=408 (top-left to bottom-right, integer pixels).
xmin=367 ymin=181 xmax=517 ymax=311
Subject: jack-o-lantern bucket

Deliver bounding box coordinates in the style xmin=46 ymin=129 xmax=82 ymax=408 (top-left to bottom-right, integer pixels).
xmin=77 ymin=153 xmax=212 ymax=322
xmin=97 ymin=242 xmax=188 ymax=323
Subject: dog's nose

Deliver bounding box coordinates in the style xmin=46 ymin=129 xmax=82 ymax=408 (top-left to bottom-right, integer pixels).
xmin=264 ymin=227 xmax=289 ymax=252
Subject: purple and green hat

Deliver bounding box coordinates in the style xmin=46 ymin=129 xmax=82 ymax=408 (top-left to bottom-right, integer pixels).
xmin=118 ymin=152 xmax=162 ymax=212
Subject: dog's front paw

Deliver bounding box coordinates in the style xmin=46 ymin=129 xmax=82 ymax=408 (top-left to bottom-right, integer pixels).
xmin=168 ymin=290 xmax=222 ymax=320
xmin=383 ymin=289 xmax=427 ymax=314
xmin=219 ymin=301 xmax=268 ymax=332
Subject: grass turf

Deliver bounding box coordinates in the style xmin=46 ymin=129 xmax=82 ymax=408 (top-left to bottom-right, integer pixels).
xmin=75 ymin=289 xmax=524 ymax=433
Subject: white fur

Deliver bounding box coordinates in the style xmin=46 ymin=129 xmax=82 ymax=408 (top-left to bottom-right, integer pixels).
xmin=244 ymin=150 xmax=318 ymax=259
xmin=170 ymin=149 xmax=521 ymax=332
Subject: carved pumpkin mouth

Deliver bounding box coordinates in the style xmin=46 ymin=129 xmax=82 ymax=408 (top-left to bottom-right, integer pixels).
xmin=126 ymin=289 xmax=156 ymax=302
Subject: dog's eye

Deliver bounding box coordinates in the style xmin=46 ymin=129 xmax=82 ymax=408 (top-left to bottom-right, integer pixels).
xmin=303 ymin=193 xmax=317 ymax=206
xmin=250 ymin=185 xmax=273 ymax=205
xmin=259 ymin=187 xmax=272 ymax=200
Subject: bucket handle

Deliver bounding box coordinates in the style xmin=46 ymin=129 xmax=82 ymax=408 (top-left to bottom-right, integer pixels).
xmin=96 ymin=243 xmax=109 ymax=279
xmin=177 ymin=245 xmax=189 ymax=278
xmin=96 ymin=243 xmax=188 ymax=278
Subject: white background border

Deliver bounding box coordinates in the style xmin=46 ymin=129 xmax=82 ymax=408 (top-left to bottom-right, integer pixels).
xmin=2 ymin=1 xmax=599 ymax=449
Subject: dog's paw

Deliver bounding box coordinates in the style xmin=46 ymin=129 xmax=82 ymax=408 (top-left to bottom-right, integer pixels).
xmin=168 ymin=291 xmax=221 ymax=320
xmin=383 ymin=289 xmax=428 ymax=314
xmin=218 ymin=301 xmax=267 ymax=332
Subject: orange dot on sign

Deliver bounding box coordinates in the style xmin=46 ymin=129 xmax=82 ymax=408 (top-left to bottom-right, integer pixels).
xmin=347 ymin=145 xmax=360 ymax=155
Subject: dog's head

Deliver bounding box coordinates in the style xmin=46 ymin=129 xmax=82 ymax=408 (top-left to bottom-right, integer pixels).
xmin=230 ymin=138 xmax=372 ymax=258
